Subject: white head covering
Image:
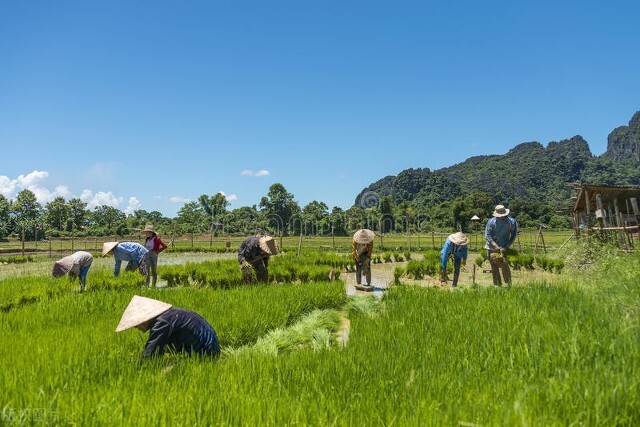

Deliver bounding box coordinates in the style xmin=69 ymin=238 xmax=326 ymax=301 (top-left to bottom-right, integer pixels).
xmin=353 ymin=229 xmax=375 ymax=244
xmin=492 ymin=205 xmax=510 ymax=217
xmin=258 ymin=236 xmax=279 ymax=255
xmin=102 ymin=242 xmax=119 ymax=256
xmin=449 ymin=232 xmax=469 ymax=246
xmin=115 ymin=295 xmax=172 ymax=332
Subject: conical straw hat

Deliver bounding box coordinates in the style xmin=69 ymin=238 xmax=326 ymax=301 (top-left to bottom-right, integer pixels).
xmin=353 ymin=229 xmax=375 ymax=244
xmin=102 ymin=242 xmax=119 ymax=256
xmin=141 ymin=224 xmax=157 ymax=235
xmin=115 ymin=295 xmax=172 ymax=332
xmin=449 ymin=232 xmax=469 ymax=246
xmin=52 ymin=255 xmax=74 ymax=277
xmin=258 ymin=236 xmax=279 ymax=255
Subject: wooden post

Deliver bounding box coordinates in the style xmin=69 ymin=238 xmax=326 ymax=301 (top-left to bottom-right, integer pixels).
xmin=331 ymin=226 xmax=335 ymax=249
xmin=595 ymin=193 xmax=605 ymax=228
xmin=472 ymin=263 xmax=476 ymax=285
xmin=297 ymin=231 xmax=303 ymax=257
xmin=585 ymin=188 xmax=591 ymax=235
xmin=49 ymin=239 xmax=52 ymax=258
xmin=21 ymin=223 xmax=25 ymax=257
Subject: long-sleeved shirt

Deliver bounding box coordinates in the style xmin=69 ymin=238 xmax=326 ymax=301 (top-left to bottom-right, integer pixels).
xmin=485 ymin=216 xmax=518 ymax=250
xmin=352 ymin=242 xmax=373 ymax=262
xmin=142 ymin=308 xmax=221 ymax=358
xmin=113 ymin=242 xmax=149 ymax=276
xmin=237 ymin=237 xmax=269 ymax=264
xmin=440 ymin=238 xmax=468 ymax=269
xmin=145 ymin=236 xmax=168 ymax=253
xmin=69 ymin=251 xmax=93 ymax=275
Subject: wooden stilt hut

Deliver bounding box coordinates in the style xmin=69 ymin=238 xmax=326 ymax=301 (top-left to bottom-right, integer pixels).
xmin=572 ymin=184 xmax=640 ymax=249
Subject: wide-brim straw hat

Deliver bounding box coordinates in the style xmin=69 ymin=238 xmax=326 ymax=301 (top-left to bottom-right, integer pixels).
xmin=115 ymin=295 xmax=173 ymax=332
xmin=102 ymin=241 xmax=119 ymax=257
xmin=258 ymin=236 xmax=279 ymax=255
xmin=353 ymin=229 xmax=375 ymax=244
xmin=141 ymin=224 xmax=157 ymax=235
xmin=449 ymin=232 xmax=469 ymax=246
xmin=52 ymin=256 xmax=74 ymax=277
xmin=492 ymin=204 xmax=510 ymax=217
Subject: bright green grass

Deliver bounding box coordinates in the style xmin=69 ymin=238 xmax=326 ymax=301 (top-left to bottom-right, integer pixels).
xmin=0 ymin=250 xmax=638 ymax=425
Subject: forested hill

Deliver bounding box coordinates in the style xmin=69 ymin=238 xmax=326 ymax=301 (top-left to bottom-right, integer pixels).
xmin=355 ymin=110 xmax=640 ymax=211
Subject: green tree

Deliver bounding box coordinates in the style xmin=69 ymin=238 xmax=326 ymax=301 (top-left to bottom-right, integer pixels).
xmin=259 ymin=183 xmax=300 ymax=236
xmin=379 ymin=195 xmax=395 ymax=233
xmin=11 ymin=190 xmax=42 ymax=240
xmin=67 ymin=198 xmax=88 ymax=232
xmin=176 ymin=201 xmax=206 ymax=234
xmin=44 ymin=196 xmax=70 ymax=231
xmin=0 ymin=195 xmax=11 ymax=239
xmin=89 ymin=205 xmax=127 ymax=235
xmin=329 ymin=206 xmax=347 ymax=236
xmin=302 ymin=200 xmax=328 ymax=236
xmin=198 ymin=193 xmax=229 ymax=236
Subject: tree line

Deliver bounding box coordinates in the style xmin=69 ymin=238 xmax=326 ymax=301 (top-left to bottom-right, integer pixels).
xmin=0 ymin=182 xmax=572 ymax=242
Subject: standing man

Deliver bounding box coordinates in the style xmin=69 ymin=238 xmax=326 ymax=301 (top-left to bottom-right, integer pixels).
xmin=237 ymin=235 xmax=279 ymax=283
xmin=102 ymin=241 xmax=150 ymax=278
xmin=352 ymin=229 xmax=374 ymax=287
xmin=439 ymin=232 xmax=469 ymax=287
xmin=485 ymin=204 xmax=518 ymax=286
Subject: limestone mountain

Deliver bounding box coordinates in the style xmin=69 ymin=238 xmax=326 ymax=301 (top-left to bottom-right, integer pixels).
xmin=355 ymin=110 xmax=640 ymax=210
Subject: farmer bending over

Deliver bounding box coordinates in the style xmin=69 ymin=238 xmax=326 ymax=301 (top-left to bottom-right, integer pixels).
xmin=352 ymin=229 xmax=374 ymax=287
xmin=237 ymin=235 xmax=279 ymax=283
xmin=52 ymin=251 xmax=94 ymax=292
xmin=439 ymin=232 xmax=469 ymax=287
xmin=102 ymin=241 xmax=150 ymax=278
xmin=116 ymin=295 xmax=220 ymax=358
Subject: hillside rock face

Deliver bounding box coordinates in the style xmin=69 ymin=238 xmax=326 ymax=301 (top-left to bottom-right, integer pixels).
xmin=355 ymin=111 xmax=640 ymax=208
xmin=604 ymin=111 xmax=640 ymax=162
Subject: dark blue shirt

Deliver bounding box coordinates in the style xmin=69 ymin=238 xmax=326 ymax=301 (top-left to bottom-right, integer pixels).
xmin=142 ymin=308 xmax=220 ymax=358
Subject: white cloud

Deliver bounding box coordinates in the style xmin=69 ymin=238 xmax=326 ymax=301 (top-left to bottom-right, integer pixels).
xmin=80 ymin=189 xmax=123 ymax=209
xmin=169 ymin=196 xmax=191 ymax=203
xmin=124 ymin=197 xmax=141 ymax=215
xmin=0 ymin=175 xmax=16 ymax=197
xmin=0 ymin=170 xmax=69 ymax=204
xmin=241 ymin=169 xmax=270 ymax=177
xmin=219 ymin=191 xmax=238 ymax=201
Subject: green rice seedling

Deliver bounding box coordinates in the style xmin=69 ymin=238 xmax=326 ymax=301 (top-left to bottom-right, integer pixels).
xmin=404 ymin=251 xmax=411 ymax=261
xmin=382 ymin=252 xmax=393 ymax=263
xmin=393 ymin=251 xmax=404 ymax=262
xmin=536 ymin=255 xmax=551 ymax=271
xmin=422 ymin=250 xmax=441 ymax=276
xmin=392 ymin=266 xmax=405 ymax=286
xmin=405 ymin=260 xmax=424 ymax=279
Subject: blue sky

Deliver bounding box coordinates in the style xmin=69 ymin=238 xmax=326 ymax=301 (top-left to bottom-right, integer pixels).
xmin=1 ymin=1 xmax=639 ymax=217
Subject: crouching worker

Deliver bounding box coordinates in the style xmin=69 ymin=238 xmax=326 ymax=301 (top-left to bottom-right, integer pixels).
xmin=439 ymin=232 xmax=469 ymax=287
xmin=102 ymin=241 xmax=150 ymax=278
xmin=352 ymin=229 xmax=375 ymax=287
xmin=237 ymin=235 xmax=279 ymax=283
xmin=115 ymin=295 xmax=221 ymax=358
xmin=52 ymin=251 xmax=94 ymax=292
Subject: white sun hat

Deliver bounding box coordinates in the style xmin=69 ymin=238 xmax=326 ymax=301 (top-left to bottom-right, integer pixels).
xmin=449 ymin=232 xmax=469 ymax=246
xmin=115 ymin=295 xmax=173 ymax=332
xmin=52 ymin=255 xmax=74 ymax=277
xmin=258 ymin=236 xmax=279 ymax=255
xmin=101 ymin=242 xmax=119 ymax=257
xmin=492 ymin=205 xmax=510 ymax=217
xmin=353 ymin=229 xmax=375 ymax=244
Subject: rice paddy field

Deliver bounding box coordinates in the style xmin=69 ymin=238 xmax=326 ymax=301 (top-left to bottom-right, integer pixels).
xmin=1 ymin=238 xmax=638 ymax=426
